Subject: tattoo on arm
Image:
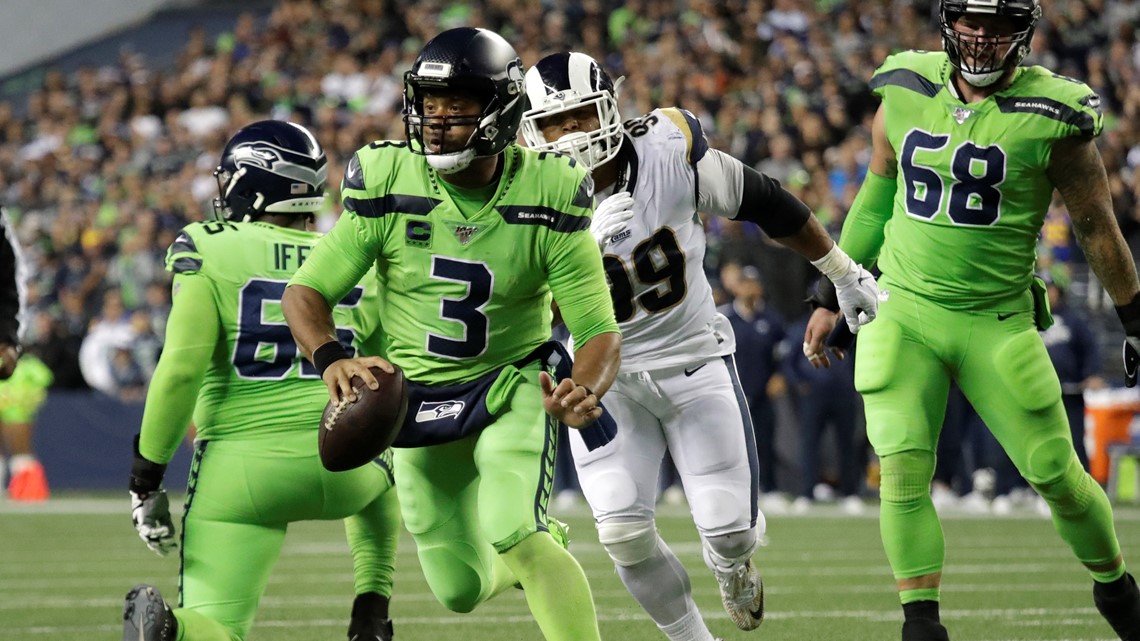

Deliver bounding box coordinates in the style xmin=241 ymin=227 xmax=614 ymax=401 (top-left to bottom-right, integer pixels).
xmin=1049 ymin=136 xmax=1139 ymax=305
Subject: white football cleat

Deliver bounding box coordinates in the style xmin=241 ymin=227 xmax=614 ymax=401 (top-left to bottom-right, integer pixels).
xmin=716 ymin=559 xmax=764 ymax=631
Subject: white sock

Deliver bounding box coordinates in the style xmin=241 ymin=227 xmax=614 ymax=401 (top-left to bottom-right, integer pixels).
xmin=659 ymin=604 xmax=717 ymax=641
xmin=9 ymin=454 xmax=35 ymax=474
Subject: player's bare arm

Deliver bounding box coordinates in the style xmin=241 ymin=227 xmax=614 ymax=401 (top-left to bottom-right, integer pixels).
xmin=540 ymin=331 xmax=620 ymax=428
xmin=1050 ymin=136 xmax=1140 ymax=306
xmin=282 ymin=284 xmax=393 ymax=404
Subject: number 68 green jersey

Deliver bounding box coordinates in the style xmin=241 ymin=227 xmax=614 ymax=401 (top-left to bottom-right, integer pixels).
xmin=871 ymin=51 xmax=1103 ymax=309
xmin=166 ymin=220 xmax=383 ymax=441
xmin=288 ymin=142 xmax=617 ymax=386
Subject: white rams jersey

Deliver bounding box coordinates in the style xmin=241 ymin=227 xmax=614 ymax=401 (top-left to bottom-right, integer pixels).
xmin=598 ymin=107 xmax=751 ymax=372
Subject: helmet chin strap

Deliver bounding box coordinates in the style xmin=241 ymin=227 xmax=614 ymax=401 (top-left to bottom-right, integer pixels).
xmin=427 ymin=148 xmax=476 ymax=174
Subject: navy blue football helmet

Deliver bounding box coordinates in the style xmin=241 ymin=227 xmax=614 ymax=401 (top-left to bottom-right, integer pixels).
xmin=402 ymin=27 xmax=526 ymax=173
xmin=941 ymin=0 xmax=1041 ymax=87
xmin=213 ymin=120 xmax=328 ymax=221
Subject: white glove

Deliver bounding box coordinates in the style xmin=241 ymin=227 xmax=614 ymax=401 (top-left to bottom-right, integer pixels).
xmin=811 ymin=245 xmax=879 ymax=333
xmin=591 ymin=191 xmax=636 ymax=248
xmin=131 ymin=489 xmax=177 ymax=556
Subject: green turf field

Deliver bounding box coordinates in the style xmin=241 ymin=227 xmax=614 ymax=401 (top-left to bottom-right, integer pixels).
xmin=2 ymin=497 xmax=1136 ymax=641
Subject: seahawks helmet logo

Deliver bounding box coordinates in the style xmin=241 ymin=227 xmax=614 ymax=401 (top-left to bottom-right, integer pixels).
xmin=230 ymin=142 xmax=328 ymax=187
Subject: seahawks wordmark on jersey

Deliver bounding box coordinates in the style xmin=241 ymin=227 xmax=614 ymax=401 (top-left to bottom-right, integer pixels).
xmin=167 ymin=220 xmax=381 ymax=441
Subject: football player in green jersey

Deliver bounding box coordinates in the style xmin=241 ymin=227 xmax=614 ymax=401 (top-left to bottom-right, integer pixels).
xmin=283 ymin=28 xmax=618 ymax=641
xmin=122 ymin=121 xmax=399 ymax=641
xmin=804 ymin=1 xmax=1140 ymax=640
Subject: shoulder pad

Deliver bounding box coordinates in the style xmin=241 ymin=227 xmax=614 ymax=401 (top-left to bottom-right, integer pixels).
xmin=870 ymin=51 xmax=945 ymax=98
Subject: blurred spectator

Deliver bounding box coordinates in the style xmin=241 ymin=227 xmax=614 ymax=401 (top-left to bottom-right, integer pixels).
xmin=719 ymin=266 xmax=788 ymax=504
xmin=783 ymin=315 xmax=864 ymax=514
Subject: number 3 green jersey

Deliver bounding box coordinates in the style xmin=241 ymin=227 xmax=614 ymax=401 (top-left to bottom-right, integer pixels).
xmin=871 ymin=51 xmax=1102 ymax=309
xmin=166 ymin=221 xmax=383 ymax=441
xmin=288 ymin=142 xmax=617 ymax=386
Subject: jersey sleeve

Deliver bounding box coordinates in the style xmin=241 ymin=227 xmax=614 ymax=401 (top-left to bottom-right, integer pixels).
xmin=138 ymin=272 xmax=220 ymax=465
xmin=657 ymin=107 xmax=709 ymax=166
xmin=166 ymin=226 xmax=205 ymax=275
xmin=546 ymin=226 xmax=619 ymax=347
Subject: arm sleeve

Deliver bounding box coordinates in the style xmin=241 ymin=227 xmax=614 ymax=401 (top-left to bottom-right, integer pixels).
xmin=288 ymin=212 xmax=380 ymax=306
xmin=697 ymin=149 xmax=811 ymax=238
xmin=137 ymin=273 xmax=220 ymax=464
xmin=546 ymin=228 xmax=620 ymax=347
xmin=0 ymin=210 xmax=25 ymax=345
xmin=838 ymin=170 xmax=896 ymax=268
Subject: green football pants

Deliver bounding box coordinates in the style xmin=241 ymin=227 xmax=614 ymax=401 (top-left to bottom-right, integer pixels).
xmin=394 ymin=364 xmax=559 ymax=613
xmin=174 ymin=432 xmax=398 ymax=641
xmin=857 ymin=282 xmax=1120 ymax=583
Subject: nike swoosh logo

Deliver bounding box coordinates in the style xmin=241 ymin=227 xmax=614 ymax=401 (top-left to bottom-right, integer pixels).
xmin=997 ymin=312 xmax=1017 ymax=321
xmin=684 ymin=364 xmax=706 ymax=377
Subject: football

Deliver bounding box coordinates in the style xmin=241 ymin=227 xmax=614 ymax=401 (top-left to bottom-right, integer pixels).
xmin=318 ymin=365 xmax=408 ymax=472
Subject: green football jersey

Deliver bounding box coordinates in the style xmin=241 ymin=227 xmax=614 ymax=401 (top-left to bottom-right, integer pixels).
xmin=870 ymin=51 xmax=1102 ymax=309
xmin=166 ymin=220 xmax=383 ymax=441
xmin=288 ymin=142 xmax=617 ymax=386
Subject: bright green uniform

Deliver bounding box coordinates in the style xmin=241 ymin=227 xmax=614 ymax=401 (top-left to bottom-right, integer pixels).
xmin=843 ymin=51 xmax=1121 ymax=600
xmin=139 ymin=220 xmax=398 ymax=641
xmin=289 ymin=141 xmax=617 ymax=613
xmin=0 ymin=354 xmax=52 ymax=424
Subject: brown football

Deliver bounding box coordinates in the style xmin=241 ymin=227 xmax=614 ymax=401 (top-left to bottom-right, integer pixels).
xmin=318 ymin=365 xmax=408 ymax=472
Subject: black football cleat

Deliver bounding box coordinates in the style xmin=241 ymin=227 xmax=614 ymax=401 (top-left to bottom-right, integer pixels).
xmin=348 ymin=616 xmax=394 ymax=641
xmin=1095 ymin=573 xmax=1140 ymax=640
xmin=902 ymin=618 xmax=950 ymax=641
xmin=123 ymin=584 xmax=176 ymax=641
xmin=349 ymin=592 xmax=394 ymax=641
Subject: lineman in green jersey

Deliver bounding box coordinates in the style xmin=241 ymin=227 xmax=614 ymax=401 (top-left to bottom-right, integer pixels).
xmin=122 ymin=121 xmax=399 ymax=641
xmin=283 ymin=28 xmax=620 ymax=641
xmin=805 ymin=1 xmax=1140 ymax=640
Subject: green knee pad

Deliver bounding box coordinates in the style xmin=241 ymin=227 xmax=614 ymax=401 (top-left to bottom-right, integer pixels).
xmin=855 ymin=318 xmax=902 ymax=394
xmin=880 ymin=450 xmax=936 ymax=504
xmin=993 ymin=330 xmax=1061 ymax=412
xmin=1028 ymin=446 xmax=1095 ymax=517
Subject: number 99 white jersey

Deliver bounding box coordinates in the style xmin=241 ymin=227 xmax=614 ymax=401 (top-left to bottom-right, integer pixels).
xmin=599 ymin=107 xmax=738 ymax=372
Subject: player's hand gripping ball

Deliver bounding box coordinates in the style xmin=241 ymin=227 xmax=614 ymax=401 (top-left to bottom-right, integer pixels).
xmin=319 ymin=365 xmax=408 ymax=471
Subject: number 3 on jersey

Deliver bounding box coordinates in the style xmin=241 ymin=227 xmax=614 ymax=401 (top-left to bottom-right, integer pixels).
xmin=900 ymin=128 xmax=1006 ymax=226
xmin=426 ymin=257 xmax=492 ymax=359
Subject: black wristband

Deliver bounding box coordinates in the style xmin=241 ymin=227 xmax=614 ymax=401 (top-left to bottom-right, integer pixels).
xmin=312 ymin=340 xmax=351 ymax=376
xmin=129 ymin=435 xmax=166 ymax=495
xmin=580 ymin=385 xmax=595 ymax=398
xmin=806 ymin=277 xmax=840 ymax=313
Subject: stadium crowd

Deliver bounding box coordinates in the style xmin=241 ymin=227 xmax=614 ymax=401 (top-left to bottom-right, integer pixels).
xmin=1 ymin=0 xmax=1139 ymax=501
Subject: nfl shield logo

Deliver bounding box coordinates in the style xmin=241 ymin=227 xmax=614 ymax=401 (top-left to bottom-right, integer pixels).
xmin=454 ymin=225 xmax=479 ymax=245
xmin=951 ymin=106 xmax=976 ymax=124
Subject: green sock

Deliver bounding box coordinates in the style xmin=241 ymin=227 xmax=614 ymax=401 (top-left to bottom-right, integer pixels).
xmin=499 ymin=532 xmax=601 ymax=641
xmin=900 ymin=587 xmax=941 ymax=605
xmin=880 ymin=452 xmax=946 ymax=585
xmin=1033 ymin=462 xmax=1125 ymax=583
xmin=173 ymin=608 xmax=240 ymax=641
xmin=344 ymin=490 xmax=401 ymax=597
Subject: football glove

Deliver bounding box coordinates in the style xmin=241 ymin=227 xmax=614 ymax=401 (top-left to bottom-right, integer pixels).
xmin=129 ymin=434 xmax=175 ymax=556
xmin=591 ymin=191 xmax=636 ymax=248
xmin=130 ymin=489 xmax=177 ymax=556
xmin=811 ymin=245 xmax=879 ymax=333
xmin=1115 ymin=293 xmax=1140 ymax=387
